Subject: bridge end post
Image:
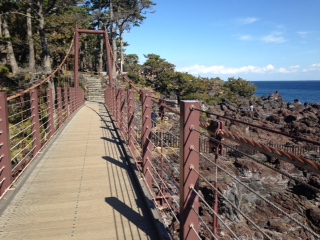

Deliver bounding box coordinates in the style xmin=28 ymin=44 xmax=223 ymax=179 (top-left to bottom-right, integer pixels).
xmin=74 ymin=30 xmax=79 ymax=88
xmin=57 ymin=88 xmax=63 ymax=127
xmin=179 ymin=100 xmax=200 ymax=240
xmin=127 ymin=89 xmax=135 ymax=156
xmin=46 ymin=88 xmax=55 ymax=138
xmin=0 ymin=92 xmax=12 ymax=197
xmin=120 ymin=88 xmax=125 ymax=139
xmin=30 ymin=89 xmax=41 ymax=154
xmin=64 ymin=87 xmax=69 ymax=119
xmin=141 ymin=91 xmax=152 ymax=189
xmin=116 ymin=88 xmax=121 ymax=125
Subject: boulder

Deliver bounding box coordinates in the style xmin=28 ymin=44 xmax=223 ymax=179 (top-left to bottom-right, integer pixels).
xmin=306 ymin=207 xmax=320 ymax=228
xmin=266 ymin=115 xmax=281 ymax=124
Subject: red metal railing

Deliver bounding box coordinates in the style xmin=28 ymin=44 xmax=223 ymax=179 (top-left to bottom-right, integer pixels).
xmin=104 ymin=85 xmax=320 ymax=240
xmin=0 ymin=86 xmax=85 ymax=197
xmin=103 ymin=31 xmax=320 ymax=239
xmin=0 ymin=38 xmax=86 ymax=197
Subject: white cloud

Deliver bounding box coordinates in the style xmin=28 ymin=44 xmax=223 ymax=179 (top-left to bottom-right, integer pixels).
xmin=288 ymin=65 xmax=300 ymax=72
xmin=297 ymin=31 xmax=309 ymax=38
xmin=261 ymin=34 xmax=287 ymax=44
xmin=289 ymin=65 xmax=300 ymax=69
xmin=238 ymin=35 xmax=253 ymax=41
xmin=178 ymin=63 xmax=320 ymax=76
xmin=237 ymin=17 xmax=259 ymax=25
xmin=278 ymin=67 xmax=289 ymax=73
xmin=179 ymin=64 xmax=276 ymax=75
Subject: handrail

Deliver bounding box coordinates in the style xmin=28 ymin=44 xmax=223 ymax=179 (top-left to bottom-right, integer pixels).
xmin=7 ymin=36 xmax=74 ymax=101
xmin=104 ymin=84 xmax=320 ymax=240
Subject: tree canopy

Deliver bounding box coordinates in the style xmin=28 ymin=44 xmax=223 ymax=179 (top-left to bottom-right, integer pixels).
xmin=0 ymin=0 xmax=155 ymax=77
xmin=0 ymin=0 xmax=256 ymax=106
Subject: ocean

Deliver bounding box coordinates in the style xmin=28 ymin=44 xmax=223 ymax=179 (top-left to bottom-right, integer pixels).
xmin=251 ymin=80 xmax=320 ymax=104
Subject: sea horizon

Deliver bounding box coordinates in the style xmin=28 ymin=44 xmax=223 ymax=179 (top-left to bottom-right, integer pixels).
xmin=250 ymin=79 xmax=320 ymax=81
xmin=251 ymin=80 xmax=320 ymax=104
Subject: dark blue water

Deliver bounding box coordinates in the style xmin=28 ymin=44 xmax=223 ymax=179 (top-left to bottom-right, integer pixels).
xmin=251 ymin=81 xmax=320 ymax=104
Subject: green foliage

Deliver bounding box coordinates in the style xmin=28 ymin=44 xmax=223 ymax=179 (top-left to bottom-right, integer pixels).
xmin=142 ymin=54 xmax=175 ymax=81
xmin=124 ymin=54 xmax=141 ymax=74
xmin=127 ymin=72 xmax=146 ymax=86
xmin=0 ymin=64 xmax=9 ymax=76
xmin=223 ymin=77 xmax=257 ymax=98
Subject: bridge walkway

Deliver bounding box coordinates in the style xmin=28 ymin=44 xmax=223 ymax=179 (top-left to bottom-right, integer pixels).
xmin=0 ymin=101 xmax=158 ymax=240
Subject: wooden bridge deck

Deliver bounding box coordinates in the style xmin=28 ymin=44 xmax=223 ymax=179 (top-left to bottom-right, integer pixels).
xmin=0 ymin=101 xmax=158 ymax=240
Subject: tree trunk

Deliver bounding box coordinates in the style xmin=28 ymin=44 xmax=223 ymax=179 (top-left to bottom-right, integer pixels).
xmin=109 ymin=2 xmax=117 ymax=85
xmin=0 ymin=15 xmax=5 ymax=64
xmin=2 ymin=14 xmax=19 ymax=75
xmin=37 ymin=1 xmax=51 ymax=73
xmin=98 ymin=36 xmax=103 ymax=73
xmin=119 ymin=27 xmax=124 ymax=73
xmin=80 ymin=41 xmax=86 ymax=71
xmin=27 ymin=7 xmax=35 ymax=70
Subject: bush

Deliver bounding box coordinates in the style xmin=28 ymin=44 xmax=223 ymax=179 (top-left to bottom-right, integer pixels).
xmin=0 ymin=64 xmax=9 ymax=76
xmin=223 ymin=77 xmax=257 ymax=98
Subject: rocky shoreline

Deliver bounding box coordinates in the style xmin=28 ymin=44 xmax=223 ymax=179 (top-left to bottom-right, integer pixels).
xmin=196 ymin=91 xmax=320 ymax=239
xmin=152 ymin=90 xmax=320 ymax=239
xmin=206 ymin=90 xmax=320 ymax=145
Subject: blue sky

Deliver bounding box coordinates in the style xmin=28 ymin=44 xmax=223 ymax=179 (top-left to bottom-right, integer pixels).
xmin=125 ymin=0 xmax=320 ymax=81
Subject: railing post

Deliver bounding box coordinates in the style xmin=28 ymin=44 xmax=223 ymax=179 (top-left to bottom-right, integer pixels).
xmin=30 ymin=89 xmax=41 ymax=154
xmin=64 ymin=87 xmax=69 ymax=118
xmin=109 ymin=88 xmax=111 ymax=111
xmin=69 ymin=88 xmax=74 ymax=114
xmin=76 ymin=88 xmax=79 ymax=109
xmin=114 ymin=87 xmax=119 ymax=122
xmin=0 ymin=92 xmax=12 ymax=196
xmin=72 ymin=88 xmax=76 ymax=112
xmin=104 ymin=88 xmax=108 ymax=108
xmin=77 ymin=88 xmax=81 ymax=109
xmin=128 ymin=89 xmax=135 ymax=155
xmin=57 ymin=88 xmax=63 ymax=127
xmin=120 ymin=88 xmax=126 ymax=139
xmin=111 ymin=87 xmax=115 ymax=118
xmin=116 ymin=88 xmax=120 ymax=125
xmin=141 ymin=91 xmax=152 ymax=189
xmin=46 ymin=88 xmax=55 ymax=138
xmin=179 ymin=100 xmax=200 ymax=240
xmin=74 ymin=88 xmax=78 ymax=110
xmin=214 ymin=121 xmax=223 ymax=236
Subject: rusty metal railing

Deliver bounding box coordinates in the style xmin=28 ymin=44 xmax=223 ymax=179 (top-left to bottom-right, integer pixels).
xmin=0 ymin=86 xmax=85 ymax=197
xmin=104 ymin=85 xmax=320 ymax=240
xmin=0 ymin=36 xmax=86 ymax=197
xmin=103 ymin=32 xmax=320 ymax=239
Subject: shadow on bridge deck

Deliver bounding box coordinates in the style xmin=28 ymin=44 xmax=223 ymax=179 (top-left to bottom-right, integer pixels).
xmin=0 ymin=101 xmax=160 ymax=240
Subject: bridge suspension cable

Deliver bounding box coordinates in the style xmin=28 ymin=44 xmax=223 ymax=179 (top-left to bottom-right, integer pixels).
xmin=7 ymin=35 xmax=75 ymax=101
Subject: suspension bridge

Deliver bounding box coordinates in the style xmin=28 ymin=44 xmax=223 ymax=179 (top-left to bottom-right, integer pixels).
xmin=0 ymin=29 xmax=320 ymax=240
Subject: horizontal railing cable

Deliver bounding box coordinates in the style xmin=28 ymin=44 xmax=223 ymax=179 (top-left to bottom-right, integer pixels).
xmin=146 ymin=164 xmax=180 ymax=225
xmin=194 ymin=129 xmax=320 ymax=193
xmin=191 ymin=205 xmax=217 ymax=240
xmin=195 ymin=107 xmax=320 ymax=146
xmin=191 ymin=167 xmax=272 ymax=240
xmin=7 ymin=36 xmax=75 ymax=101
xmin=190 ymin=186 xmax=240 ymax=240
xmin=195 ymin=149 xmax=320 ymax=239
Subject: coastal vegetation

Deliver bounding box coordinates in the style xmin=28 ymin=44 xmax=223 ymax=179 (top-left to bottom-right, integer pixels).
xmin=125 ymin=53 xmax=258 ymax=105
xmin=0 ymin=0 xmax=257 ymax=107
xmin=1 ymin=2 xmax=319 ymax=240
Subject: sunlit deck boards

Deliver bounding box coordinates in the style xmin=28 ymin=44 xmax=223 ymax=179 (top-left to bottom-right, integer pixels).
xmin=0 ymin=101 xmax=158 ymax=240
